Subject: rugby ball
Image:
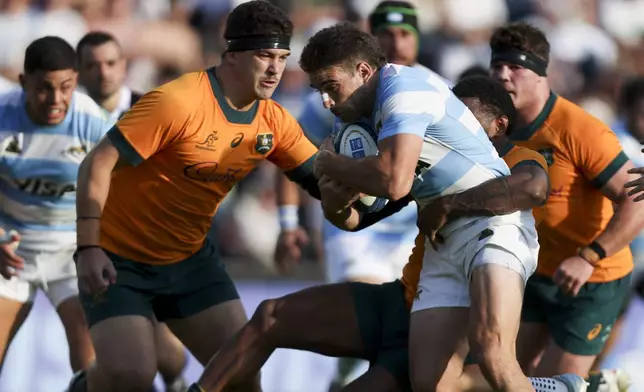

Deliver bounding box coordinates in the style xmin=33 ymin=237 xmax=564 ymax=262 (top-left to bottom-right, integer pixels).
xmin=334 ymin=122 xmax=389 ymax=213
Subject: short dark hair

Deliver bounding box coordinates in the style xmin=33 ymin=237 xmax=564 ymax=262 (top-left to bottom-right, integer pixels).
xmin=77 ymin=31 xmax=120 ymax=58
xmin=620 ymin=77 xmax=644 ymax=111
xmin=452 ymin=76 xmax=517 ymax=131
xmin=24 ymin=36 xmax=77 ymax=74
xmin=489 ymin=22 xmax=550 ymax=65
xmin=300 ymin=22 xmax=387 ymax=74
xmin=223 ymin=0 xmax=293 ymax=40
xmin=457 ymin=65 xmax=488 ymax=82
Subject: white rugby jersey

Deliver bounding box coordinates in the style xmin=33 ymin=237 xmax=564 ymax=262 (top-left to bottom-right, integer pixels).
xmin=0 ymin=90 xmax=111 ymax=252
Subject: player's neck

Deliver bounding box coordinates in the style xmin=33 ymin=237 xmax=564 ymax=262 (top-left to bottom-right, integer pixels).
xmin=492 ymin=135 xmax=510 ymax=151
xmin=515 ymin=85 xmax=551 ymax=128
xmin=215 ymin=65 xmax=257 ymax=111
xmin=95 ymin=88 xmax=122 ymax=114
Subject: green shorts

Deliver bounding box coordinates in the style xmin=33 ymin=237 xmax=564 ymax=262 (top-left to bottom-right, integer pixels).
xmin=79 ymin=238 xmax=239 ymax=327
xmin=350 ymin=280 xmax=411 ymax=391
xmin=521 ymin=273 xmax=632 ymax=356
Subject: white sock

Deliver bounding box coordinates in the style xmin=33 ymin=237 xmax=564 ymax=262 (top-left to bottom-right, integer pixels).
xmin=529 ymin=377 xmax=570 ymax=392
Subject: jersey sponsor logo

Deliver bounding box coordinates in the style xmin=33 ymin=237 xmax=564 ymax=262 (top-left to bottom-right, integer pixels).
xmin=183 ymin=161 xmax=241 ymax=184
xmin=255 ymin=133 xmax=273 ymax=154
xmin=15 ymin=178 xmax=76 ymax=198
xmin=586 ymin=323 xmax=602 ymax=341
xmin=197 ymin=132 xmax=219 ymax=151
xmin=230 ymin=133 xmax=244 ymax=148
xmin=538 ymin=148 xmax=554 ymax=167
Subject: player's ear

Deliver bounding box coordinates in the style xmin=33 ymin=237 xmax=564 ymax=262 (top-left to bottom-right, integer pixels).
xmin=224 ymin=51 xmax=238 ymax=65
xmin=496 ymin=115 xmax=510 ymax=137
xmin=356 ymin=62 xmax=373 ymax=82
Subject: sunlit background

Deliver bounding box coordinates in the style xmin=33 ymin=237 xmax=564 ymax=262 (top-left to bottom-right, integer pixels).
xmin=1 ymin=0 xmax=644 ymax=391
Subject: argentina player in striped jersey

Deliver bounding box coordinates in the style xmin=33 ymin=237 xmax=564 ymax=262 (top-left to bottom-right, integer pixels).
xmin=0 ymin=37 xmax=110 ymax=376
xmin=276 ymin=5 xmax=437 ymax=388
xmin=303 ymin=23 xmax=587 ymax=392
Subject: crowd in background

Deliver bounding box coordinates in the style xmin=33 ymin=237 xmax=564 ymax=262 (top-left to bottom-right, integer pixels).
xmin=1 ymin=0 xmax=644 ymax=275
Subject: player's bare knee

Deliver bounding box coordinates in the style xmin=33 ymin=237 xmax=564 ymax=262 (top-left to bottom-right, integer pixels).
xmin=469 ymin=328 xmax=506 ymax=371
xmin=250 ymin=299 xmax=280 ymax=335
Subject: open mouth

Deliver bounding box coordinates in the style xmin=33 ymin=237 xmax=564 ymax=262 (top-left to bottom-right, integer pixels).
xmin=47 ymin=108 xmax=64 ymax=121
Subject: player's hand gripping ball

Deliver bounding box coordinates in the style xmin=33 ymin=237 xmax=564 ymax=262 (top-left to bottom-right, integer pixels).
xmin=334 ymin=122 xmax=389 ymax=213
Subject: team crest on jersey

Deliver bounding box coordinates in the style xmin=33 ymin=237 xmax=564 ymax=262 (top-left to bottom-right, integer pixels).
xmin=255 ymin=133 xmax=273 ymax=154
xmin=197 ymin=131 xmax=219 ymax=151
xmin=538 ymin=148 xmax=555 ymax=167
xmin=64 ymin=145 xmax=88 ymax=160
xmin=2 ymin=135 xmax=22 ymax=155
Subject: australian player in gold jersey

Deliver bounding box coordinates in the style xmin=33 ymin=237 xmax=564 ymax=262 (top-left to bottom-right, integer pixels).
xmin=67 ymin=2 xmax=321 ymax=391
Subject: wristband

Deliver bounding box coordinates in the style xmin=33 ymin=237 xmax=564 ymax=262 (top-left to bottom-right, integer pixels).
xmin=73 ymin=245 xmax=102 ymax=263
xmin=588 ymin=240 xmax=607 ymax=260
xmin=278 ymin=205 xmax=299 ymax=231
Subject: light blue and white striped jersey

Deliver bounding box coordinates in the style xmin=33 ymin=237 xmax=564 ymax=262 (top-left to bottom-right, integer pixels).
xmin=374 ymin=64 xmax=509 ymax=200
xmin=0 ymin=90 xmax=110 ymax=252
xmin=372 ymin=64 xmax=511 ymax=234
xmin=297 ymin=91 xmax=418 ymax=243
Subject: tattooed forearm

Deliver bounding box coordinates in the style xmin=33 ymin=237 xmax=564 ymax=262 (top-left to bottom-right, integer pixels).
xmin=447 ymin=167 xmax=548 ymax=219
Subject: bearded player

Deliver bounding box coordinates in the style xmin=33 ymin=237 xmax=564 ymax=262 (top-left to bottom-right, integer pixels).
xmin=187 ymin=27 xmax=585 ymax=392
xmin=66 ymin=2 xmax=322 ymax=391
xmin=275 ymin=4 xmax=433 ymax=387
xmin=187 ymin=77 xmax=590 ymax=392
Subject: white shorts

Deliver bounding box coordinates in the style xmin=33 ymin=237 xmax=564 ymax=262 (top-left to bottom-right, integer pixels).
xmin=412 ymin=216 xmax=539 ymax=312
xmin=0 ymin=247 xmax=78 ymax=308
xmin=325 ymin=233 xmax=415 ymax=283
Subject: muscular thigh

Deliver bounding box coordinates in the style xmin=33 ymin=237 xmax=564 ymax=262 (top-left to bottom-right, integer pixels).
xmin=468 ymin=263 xmax=525 ymax=351
xmin=409 ymin=308 xmax=470 ymax=391
xmin=165 ymin=298 xmax=247 ymax=365
xmin=90 ymin=315 xmax=157 ymax=380
xmin=258 ymin=282 xmax=371 ymax=358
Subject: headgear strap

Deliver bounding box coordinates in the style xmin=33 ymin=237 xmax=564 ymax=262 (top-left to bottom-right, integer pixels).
xmin=226 ymin=35 xmax=291 ymax=53
xmin=490 ymin=47 xmax=548 ymax=76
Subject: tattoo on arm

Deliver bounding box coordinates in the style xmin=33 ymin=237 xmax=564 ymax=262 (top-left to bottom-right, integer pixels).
xmin=448 ymin=166 xmax=548 ymax=218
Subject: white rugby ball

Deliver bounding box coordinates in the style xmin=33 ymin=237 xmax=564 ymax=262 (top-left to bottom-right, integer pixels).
xmin=334 ymin=122 xmax=388 ymax=213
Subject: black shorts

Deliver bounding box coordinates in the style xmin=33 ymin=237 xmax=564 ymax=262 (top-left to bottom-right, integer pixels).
xmin=79 ymin=238 xmax=239 ymax=327
xmin=351 ymin=280 xmax=411 ymax=391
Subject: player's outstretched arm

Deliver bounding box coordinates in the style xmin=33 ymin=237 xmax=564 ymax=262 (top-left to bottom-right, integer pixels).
xmin=417 ymin=163 xmax=548 ymax=248
xmin=441 ymin=163 xmax=549 ymax=219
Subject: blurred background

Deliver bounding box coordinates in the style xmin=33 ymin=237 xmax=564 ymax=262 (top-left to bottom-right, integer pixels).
xmin=1 ymin=0 xmax=644 ymax=391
